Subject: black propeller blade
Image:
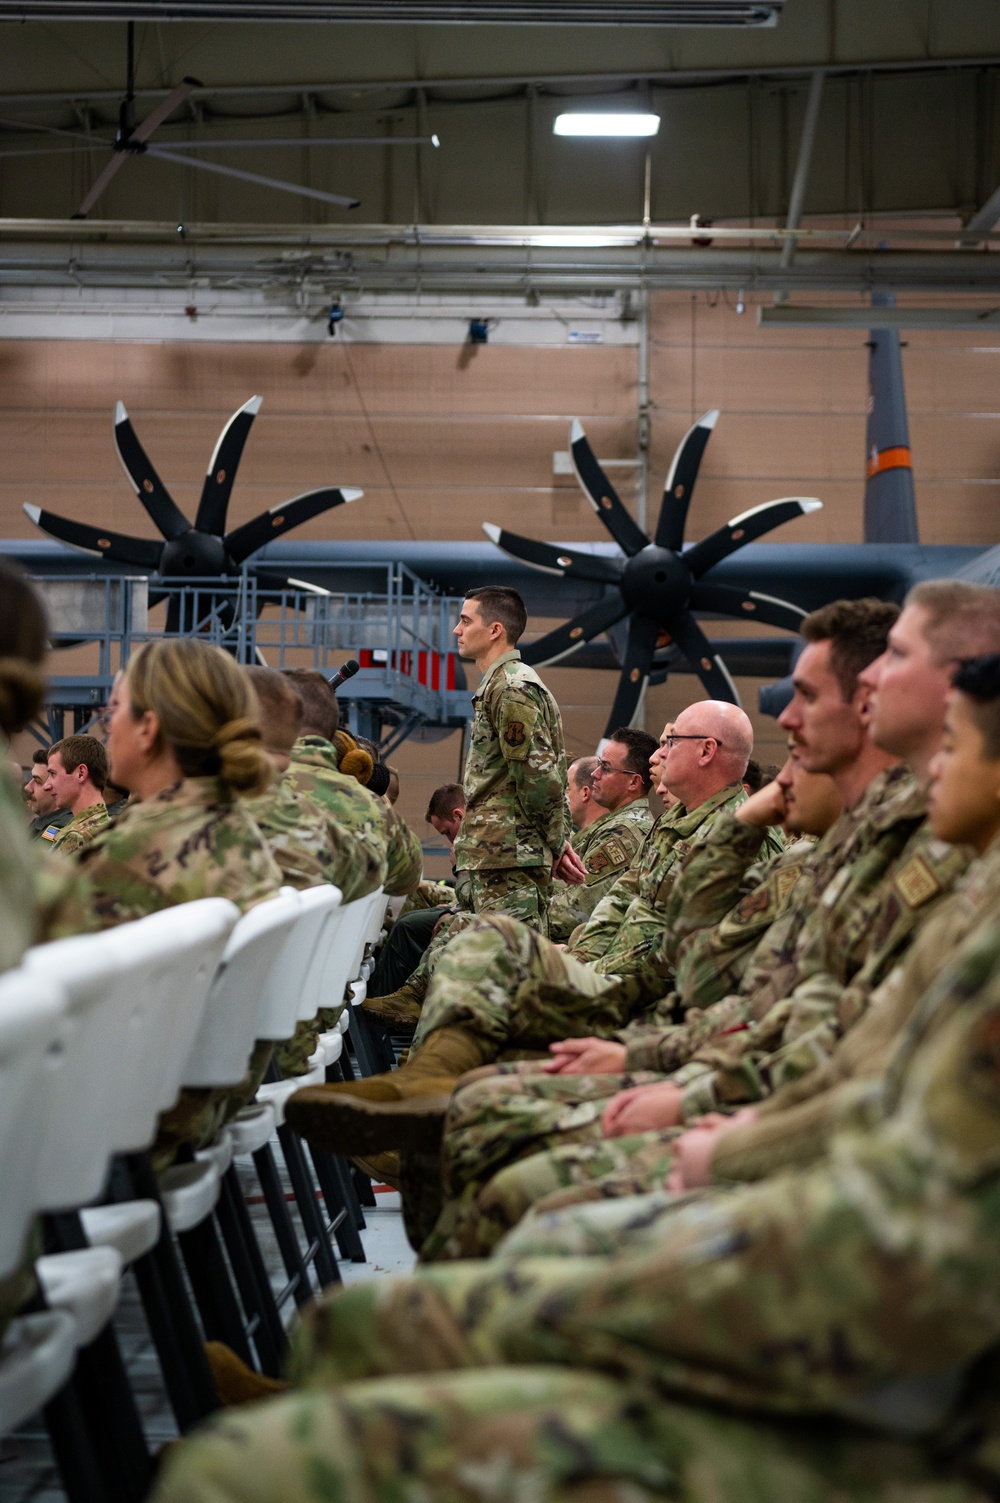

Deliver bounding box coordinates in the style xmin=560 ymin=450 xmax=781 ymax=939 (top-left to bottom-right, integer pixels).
xmin=520 ymin=595 xmax=631 ymax=669
xmin=484 ymin=411 xmax=822 ymax=733
xmin=569 ymin=420 xmax=649 ymax=558
xmin=688 ymin=583 xmax=807 ymax=633
xmin=482 ymin=524 xmax=625 ymax=585
xmin=605 ymin=615 xmax=661 ymax=730
xmin=668 ymin=612 xmax=742 ymax=705
xmin=114 ymin=402 xmax=192 ymax=540
xmin=196 ymin=395 xmax=262 ymax=536
xmin=22 ymin=505 xmax=163 ymax=568
xmin=683 ymin=496 xmax=821 ymax=578
xmin=655 ymin=410 xmax=718 ymax=551
xmin=223 ymin=486 xmax=363 ymax=564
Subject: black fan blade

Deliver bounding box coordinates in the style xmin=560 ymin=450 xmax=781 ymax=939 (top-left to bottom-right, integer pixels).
xmin=603 ymin=615 xmax=660 ymax=735
xmin=482 ymin=524 xmax=625 ymax=585
xmin=520 ymin=594 xmax=629 ymax=669
xmin=114 ymin=402 xmax=192 ymax=540
xmin=569 ymin=420 xmax=648 ymax=558
xmin=669 ymin=611 xmax=742 ymax=706
xmin=195 ymin=395 xmax=262 ymax=536
xmin=655 ymin=409 xmax=718 ymax=551
xmin=223 ymin=486 xmax=363 ymax=563
xmin=73 ymin=151 xmax=131 ymax=219
xmin=23 ymin=504 xmax=163 ymax=568
xmin=689 ymin=583 xmax=807 ymax=634
xmin=683 ymin=496 xmax=822 ymax=580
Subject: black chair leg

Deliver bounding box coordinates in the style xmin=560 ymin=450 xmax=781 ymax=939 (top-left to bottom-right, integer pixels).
xmin=276 ymin=1123 xmax=341 ymax=1289
xmin=43 ymin=1381 xmax=113 ymax=1503
xmin=215 ymin=1165 xmax=287 ymax=1377
xmin=308 ymin=1148 xmax=366 ymax=1262
xmin=176 ymin=1215 xmax=256 ymax=1369
xmin=352 ymin=1164 xmax=378 ymax=1207
xmin=252 ymin=1142 xmax=315 ymax=1311
xmin=122 ymin=1153 xmax=220 ymax=1432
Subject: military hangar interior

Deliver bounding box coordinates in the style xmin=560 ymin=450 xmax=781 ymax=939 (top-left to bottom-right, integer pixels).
xmin=1 ymin=0 xmax=1000 ymax=842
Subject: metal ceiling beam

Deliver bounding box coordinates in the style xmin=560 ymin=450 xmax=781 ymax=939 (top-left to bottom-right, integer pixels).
xmin=759 ymin=305 xmax=1000 ymax=327
xmin=1 ymin=221 xmax=1000 ymax=294
xmin=0 ymin=56 xmax=998 ymax=110
xmin=0 ymin=0 xmax=784 ymax=15
xmin=775 ymin=66 xmax=823 ymax=298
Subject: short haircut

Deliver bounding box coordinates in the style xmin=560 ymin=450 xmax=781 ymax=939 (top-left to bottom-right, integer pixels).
xmin=801 ymin=598 xmax=900 ymax=701
xmin=427 ymin=782 xmax=465 ymax=822
xmin=570 ymin=755 xmax=598 ymax=792
xmin=464 ymin=587 xmax=527 ymax=646
xmin=283 ymin=668 xmax=339 ymax=741
xmin=31 ymin=747 xmax=49 ymax=767
xmin=50 ymin=734 xmax=110 ymax=793
xmin=245 ymin=666 xmax=303 ymax=749
xmin=952 ymin=654 xmax=1000 ymax=757
xmin=906 ymin=580 xmax=1000 ymax=663
xmin=606 ymin=726 xmax=658 ymax=793
xmin=743 ymin=758 xmax=781 ymax=794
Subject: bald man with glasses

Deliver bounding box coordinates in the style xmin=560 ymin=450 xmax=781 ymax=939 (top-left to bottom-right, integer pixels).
xmin=549 ymin=729 xmax=658 ymax=943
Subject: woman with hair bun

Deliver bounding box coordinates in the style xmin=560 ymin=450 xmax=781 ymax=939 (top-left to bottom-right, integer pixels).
xmin=81 ymin=638 xmax=282 ymax=926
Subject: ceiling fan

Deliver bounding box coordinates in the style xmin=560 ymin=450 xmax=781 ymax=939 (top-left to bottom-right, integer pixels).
xmin=0 ymin=23 xmax=369 ymax=217
xmin=25 ymin=394 xmax=361 ymax=631
xmin=484 ymin=412 xmax=820 ymax=734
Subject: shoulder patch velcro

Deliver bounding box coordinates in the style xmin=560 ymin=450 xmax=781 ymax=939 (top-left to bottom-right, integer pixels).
xmin=895 ymin=853 xmax=942 ymax=909
xmin=773 ymin=865 xmax=803 ymax=906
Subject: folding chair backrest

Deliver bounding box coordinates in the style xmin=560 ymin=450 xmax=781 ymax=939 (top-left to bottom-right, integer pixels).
xmin=322 ymin=887 xmax=384 ymax=1013
xmin=23 ymin=930 xmax=138 ymax=1212
xmin=102 ymin=899 xmax=239 ymax=1149
xmin=181 ymin=890 xmax=302 ymax=1088
xmin=255 ymin=884 xmax=342 ymax=1040
xmin=294 ymin=888 xmax=346 ymax=1022
xmin=0 ymin=970 xmax=65 ymax=1277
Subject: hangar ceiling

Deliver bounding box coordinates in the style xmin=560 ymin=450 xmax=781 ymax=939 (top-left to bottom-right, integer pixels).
xmin=0 ymin=0 xmax=998 ymax=291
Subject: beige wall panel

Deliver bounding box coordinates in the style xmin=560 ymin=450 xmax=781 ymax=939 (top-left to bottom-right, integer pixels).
xmin=651 ymin=344 xmax=869 ymax=419
xmin=650 ymin=411 xmax=864 ymax=484
xmin=915 ymin=482 xmax=1000 ymax=546
xmin=907 ymin=415 xmax=1000 ymax=480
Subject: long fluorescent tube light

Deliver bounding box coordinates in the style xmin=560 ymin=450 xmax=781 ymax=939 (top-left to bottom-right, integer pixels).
xmin=554 ymin=113 xmax=660 ymax=138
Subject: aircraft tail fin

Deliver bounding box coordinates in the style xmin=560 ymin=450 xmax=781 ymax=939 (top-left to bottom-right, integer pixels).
xmin=863 ymin=290 xmax=919 ymax=545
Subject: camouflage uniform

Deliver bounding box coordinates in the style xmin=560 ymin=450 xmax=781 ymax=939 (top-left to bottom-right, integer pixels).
xmin=28 ymin=805 xmax=71 ymax=841
xmin=157 ymin=912 xmax=1000 ymax=1503
xmin=422 ymin=774 xmax=963 ymax=1258
xmin=410 ymin=784 xmax=748 ymax=1059
xmin=50 ymin=800 xmax=109 ymax=856
xmin=549 ymin=797 xmax=654 ymax=942
xmin=285 ymin=734 xmax=423 ymax=898
xmin=80 ymin=777 xmax=283 ymax=1167
xmin=397 ymin=878 xmax=455 ymax=917
xmin=453 ymin=647 xmax=569 ymax=935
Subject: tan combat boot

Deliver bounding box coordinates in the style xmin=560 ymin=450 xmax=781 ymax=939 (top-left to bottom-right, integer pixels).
xmin=362 ymin=981 xmax=424 ymax=1029
xmin=285 ymin=1027 xmax=488 ymax=1155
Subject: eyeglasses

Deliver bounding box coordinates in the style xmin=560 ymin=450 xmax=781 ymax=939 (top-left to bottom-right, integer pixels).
xmin=595 ymin=757 xmax=633 ymax=777
xmin=662 ymin=733 xmax=722 ymax=750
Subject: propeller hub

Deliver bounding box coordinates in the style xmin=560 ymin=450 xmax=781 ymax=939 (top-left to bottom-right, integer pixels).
xmin=159 ymin=530 xmax=229 ymax=578
xmin=619 ymin=544 xmax=691 ymax=620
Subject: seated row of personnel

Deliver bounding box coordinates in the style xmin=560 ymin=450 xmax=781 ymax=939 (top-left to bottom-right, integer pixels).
xmin=0 ymin=557 xmax=425 ymax=1336
xmin=155 ymin=589 xmax=1000 ymax=1501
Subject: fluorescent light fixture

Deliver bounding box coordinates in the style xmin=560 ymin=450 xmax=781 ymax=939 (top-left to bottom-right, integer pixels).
xmin=554 ymin=113 xmax=660 ymax=138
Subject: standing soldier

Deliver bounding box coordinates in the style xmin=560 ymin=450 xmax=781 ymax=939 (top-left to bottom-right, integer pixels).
xmin=452 ymin=586 xmax=581 ymax=935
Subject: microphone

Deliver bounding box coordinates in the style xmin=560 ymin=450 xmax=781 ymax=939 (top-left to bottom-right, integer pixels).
xmin=328 ymin=659 xmax=361 ymax=692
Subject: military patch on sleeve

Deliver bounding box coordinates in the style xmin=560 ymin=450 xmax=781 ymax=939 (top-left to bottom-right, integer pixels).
xmin=895 ymin=853 xmax=942 ymax=909
xmin=504 ymin=721 xmax=526 ymax=746
xmin=587 ymin=849 xmax=610 ymax=875
xmin=773 ymin=865 xmax=802 ymax=906
xmin=40 ymin=825 xmax=60 ymax=842
xmin=733 ymin=886 xmax=772 ymax=923
xmin=603 ymin=837 xmax=628 ymax=867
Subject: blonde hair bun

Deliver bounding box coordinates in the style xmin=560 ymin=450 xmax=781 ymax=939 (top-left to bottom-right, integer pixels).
xmin=211 ymin=716 xmax=273 ymax=797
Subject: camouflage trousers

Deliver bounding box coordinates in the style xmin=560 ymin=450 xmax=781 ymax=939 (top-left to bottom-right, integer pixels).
xmin=455 ymin=865 xmax=554 ymax=936
xmin=397 ymin=878 xmax=455 ymax=918
xmin=153 ymin=1364 xmax=991 ymax=1503
xmin=411 ymin=916 xmax=621 ymax=1055
xmin=421 ymin=1063 xmax=671 ymax=1261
